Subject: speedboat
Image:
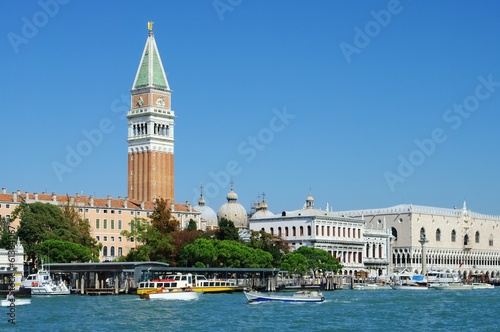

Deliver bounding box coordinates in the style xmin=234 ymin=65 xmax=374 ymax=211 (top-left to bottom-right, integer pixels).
xmin=353 ymin=283 xmax=391 ymax=290
xmin=244 ymin=290 xmax=325 ymax=303
xmin=471 ymin=283 xmax=494 ymax=290
xmin=145 ymin=288 xmax=201 ymax=301
xmin=427 ymin=269 xmax=472 ymax=290
xmin=1 ymin=299 xmax=31 ymax=306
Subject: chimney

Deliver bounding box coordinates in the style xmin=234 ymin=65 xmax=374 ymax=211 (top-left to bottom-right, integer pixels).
xmin=123 ymin=197 xmax=128 ymax=209
xmin=1 ymin=188 xmax=6 ymax=194
xmin=51 ymin=192 xmax=57 ymax=202
xmin=76 ymin=192 xmax=81 ymax=198
xmin=34 ymin=193 xmax=38 ymax=201
xmin=70 ymin=196 xmax=75 ymax=204
xmin=170 ymin=203 xmax=175 ymax=211
xmin=25 ymin=192 xmax=30 ymax=200
xmin=118 ymin=196 xmax=122 ymax=200
xmin=89 ymin=195 xmax=94 ymax=207
xmin=17 ymin=189 xmax=21 ymax=195
xmin=12 ymin=192 xmax=17 ymax=202
xmin=186 ymin=201 xmax=192 ymax=212
xmin=107 ymin=195 xmax=112 ymax=208
xmin=140 ymin=201 xmax=145 ymax=210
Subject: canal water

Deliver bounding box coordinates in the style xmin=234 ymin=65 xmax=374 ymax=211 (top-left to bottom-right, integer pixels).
xmin=3 ymin=288 xmax=498 ymax=331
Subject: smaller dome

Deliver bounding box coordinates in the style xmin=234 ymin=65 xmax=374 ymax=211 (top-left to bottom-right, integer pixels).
xmin=227 ymin=189 xmax=238 ymax=201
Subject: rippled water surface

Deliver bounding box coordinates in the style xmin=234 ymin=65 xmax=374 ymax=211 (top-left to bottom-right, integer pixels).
xmin=3 ymin=288 xmax=499 ymax=331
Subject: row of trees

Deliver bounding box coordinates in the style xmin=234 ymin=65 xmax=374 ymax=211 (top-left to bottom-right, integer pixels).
xmin=4 ymin=198 xmax=343 ymax=276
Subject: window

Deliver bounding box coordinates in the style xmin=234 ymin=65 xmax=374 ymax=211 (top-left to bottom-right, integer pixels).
xmin=436 ymin=229 xmax=441 ymax=242
xmin=85 ymin=208 xmax=89 ymax=213
xmin=111 ymin=236 xmax=115 ymax=242
xmin=6 ymin=204 xmax=10 ymax=209
xmin=111 ymin=210 xmax=115 ymax=214
xmin=118 ymin=247 xmax=122 ymax=256
xmin=118 ymin=210 xmax=122 ymax=215
xmin=130 ymin=211 xmax=134 ymax=215
xmin=270 ymin=227 xmax=274 ymax=235
xmin=110 ymin=246 xmax=115 ymax=256
xmin=111 ymin=220 xmax=115 ymax=230
xmin=307 ymin=226 xmax=311 ymax=236
xmin=118 ymin=220 xmax=122 ymax=230
xmin=103 ymin=246 xmax=108 ymax=256
xmin=95 ymin=219 xmax=100 ymax=229
xmin=278 ymin=227 xmax=282 ymax=237
xmin=451 ymin=229 xmax=456 ymax=242
xmin=475 ymin=231 xmax=480 ymax=244
xmin=300 ymin=226 xmax=304 ymax=236
xmin=464 ymin=234 xmax=469 ymax=246
xmin=103 ymin=236 xmax=108 ymax=241
xmin=420 ymin=227 xmax=426 ymax=240
xmin=103 ymin=219 xmax=108 ymax=229
xmin=489 ymin=235 xmax=493 ymax=247
xmin=391 ymin=227 xmax=398 ymax=241
xmin=285 ymin=227 xmax=289 ymax=237
xmin=96 ymin=209 xmax=100 ymax=213
xmin=104 ymin=209 xmax=108 ymax=214
xmin=118 ymin=236 xmax=122 ymax=242
xmin=292 ymin=226 xmax=296 ymax=236
xmin=96 ymin=236 xmax=100 ymax=241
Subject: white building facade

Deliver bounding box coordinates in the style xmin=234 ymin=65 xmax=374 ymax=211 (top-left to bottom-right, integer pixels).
xmin=338 ymin=202 xmax=500 ymax=280
xmin=249 ymin=194 xmax=391 ymax=277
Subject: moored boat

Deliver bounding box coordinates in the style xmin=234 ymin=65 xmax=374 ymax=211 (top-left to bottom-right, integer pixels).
xmin=244 ymin=290 xmax=325 ymax=303
xmin=21 ymin=267 xmax=70 ymax=295
xmin=391 ymin=270 xmax=428 ymax=290
xmin=145 ymin=288 xmax=201 ymax=301
xmin=431 ymin=283 xmax=473 ymax=290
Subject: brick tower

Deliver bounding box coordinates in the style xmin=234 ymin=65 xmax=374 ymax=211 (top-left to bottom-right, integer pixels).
xmin=127 ymin=22 xmax=174 ymax=203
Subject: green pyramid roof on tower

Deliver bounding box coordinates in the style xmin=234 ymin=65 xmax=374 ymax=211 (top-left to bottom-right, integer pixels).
xmin=132 ymin=28 xmax=170 ymax=91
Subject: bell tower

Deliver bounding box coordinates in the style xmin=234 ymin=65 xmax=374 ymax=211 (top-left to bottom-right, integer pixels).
xmin=127 ymin=22 xmax=175 ymax=203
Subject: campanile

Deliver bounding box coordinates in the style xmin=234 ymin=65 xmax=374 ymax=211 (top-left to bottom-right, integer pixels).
xmin=127 ymin=22 xmax=175 ymax=203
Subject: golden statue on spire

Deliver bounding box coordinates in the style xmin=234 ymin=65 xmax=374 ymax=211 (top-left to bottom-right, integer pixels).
xmin=148 ymin=21 xmax=154 ymax=31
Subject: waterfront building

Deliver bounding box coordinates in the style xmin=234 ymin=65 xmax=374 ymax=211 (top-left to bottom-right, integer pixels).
xmin=337 ymin=201 xmax=500 ymax=280
xmin=0 ymin=238 xmax=24 ymax=290
xmin=127 ymin=22 xmax=175 ymax=204
xmin=249 ymin=193 xmax=391 ymax=277
xmin=217 ymin=184 xmax=248 ymax=229
xmin=0 ymin=189 xmax=200 ymax=262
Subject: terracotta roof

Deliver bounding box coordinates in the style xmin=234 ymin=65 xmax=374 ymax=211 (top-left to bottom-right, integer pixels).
xmin=0 ymin=191 xmax=196 ymax=213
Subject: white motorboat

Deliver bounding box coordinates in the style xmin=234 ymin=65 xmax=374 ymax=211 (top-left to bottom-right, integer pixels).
xmin=427 ymin=269 xmax=472 ymax=290
xmin=21 ymin=267 xmax=70 ymax=295
xmin=471 ymin=283 xmax=494 ymax=290
xmin=1 ymin=299 xmax=31 ymax=306
xmin=431 ymin=283 xmax=473 ymax=290
xmin=146 ymin=288 xmax=201 ymax=301
xmin=244 ymin=290 xmax=325 ymax=303
xmin=391 ymin=270 xmax=428 ymax=290
xmin=353 ymin=283 xmax=391 ymax=290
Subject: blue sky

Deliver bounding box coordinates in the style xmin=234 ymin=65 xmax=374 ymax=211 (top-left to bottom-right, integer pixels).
xmin=2 ymin=1 xmax=500 ymax=215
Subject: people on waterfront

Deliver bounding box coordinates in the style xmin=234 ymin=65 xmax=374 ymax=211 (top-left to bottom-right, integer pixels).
xmin=6 ymin=291 xmax=14 ymax=301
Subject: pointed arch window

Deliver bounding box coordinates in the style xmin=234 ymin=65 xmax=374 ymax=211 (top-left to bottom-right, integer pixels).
xmin=436 ymin=229 xmax=441 ymax=242
xmin=489 ymin=234 xmax=493 ymax=247
xmin=103 ymin=246 xmax=108 ymax=257
xmin=475 ymin=231 xmax=480 ymax=244
xmin=451 ymin=229 xmax=456 ymax=242
xmin=464 ymin=234 xmax=469 ymax=246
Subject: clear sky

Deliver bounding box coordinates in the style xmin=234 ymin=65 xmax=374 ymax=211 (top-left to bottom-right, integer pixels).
xmin=2 ymin=1 xmax=500 ymax=215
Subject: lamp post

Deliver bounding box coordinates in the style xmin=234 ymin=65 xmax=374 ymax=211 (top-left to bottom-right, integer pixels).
xmin=419 ymin=233 xmax=429 ymax=276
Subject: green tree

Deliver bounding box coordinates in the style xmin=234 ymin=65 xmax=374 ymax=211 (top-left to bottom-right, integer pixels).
xmin=280 ymin=246 xmax=342 ymax=276
xmin=120 ymin=217 xmax=175 ymax=263
xmin=179 ymin=238 xmax=273 ymax=268
xmin=217 ymin=218 xmax=239 ymax=241
xmin=37 ymin=239 xmax=92 ymax=263
xmin=186 ymin=219 xmax=197 ymax=231
xmin=247 ymin=230 xmax=290 ymax=265
xmin=12 ymin=202 xmax=87 ymax=264
xmin=0 ymin=217 xmax=13 ymax=249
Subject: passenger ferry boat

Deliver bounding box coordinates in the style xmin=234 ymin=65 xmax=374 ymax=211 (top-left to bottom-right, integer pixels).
xmin=194 ymin=275 xmax=240 ymax=293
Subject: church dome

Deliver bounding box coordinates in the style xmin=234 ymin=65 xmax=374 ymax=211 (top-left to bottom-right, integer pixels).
xmin=218 ymin=185 xmax=247 ymax=229
xmin=193 ymin=188 xmax=218 ymax=230
xmin=250 ymin=199 xmax=274 ymax=219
